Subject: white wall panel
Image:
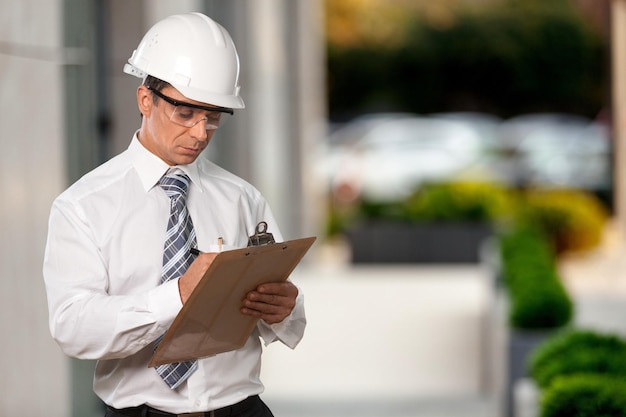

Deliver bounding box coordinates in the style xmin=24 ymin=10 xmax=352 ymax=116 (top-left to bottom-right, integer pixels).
xmin=0 ymin=0 xmax=70 ymax=415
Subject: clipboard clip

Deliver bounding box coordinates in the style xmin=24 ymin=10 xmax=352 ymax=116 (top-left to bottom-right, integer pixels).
xmin=247 ymin=221 xmax=276 ymax=247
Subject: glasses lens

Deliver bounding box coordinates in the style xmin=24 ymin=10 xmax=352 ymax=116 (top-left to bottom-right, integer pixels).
xmin=170 ymin=105 xmax=230 ymax=130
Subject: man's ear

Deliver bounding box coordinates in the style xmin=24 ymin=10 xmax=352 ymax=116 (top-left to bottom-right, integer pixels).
xmin=137 ymin=85 xmax=153 ymax=117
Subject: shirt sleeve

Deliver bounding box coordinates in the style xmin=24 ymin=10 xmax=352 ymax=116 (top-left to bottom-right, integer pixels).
xmin=43 ymin=198 xmax=181 ymax=360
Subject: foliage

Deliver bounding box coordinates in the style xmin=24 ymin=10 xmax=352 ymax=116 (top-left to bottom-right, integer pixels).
xmin=540 ymin=374 xmax=626 ymax=417
xmin=529 ymin=328 xmax=626 ymax=416
xmin=401 ymin=181 xmax=513 ymax=223
xmin=499 ymin=226 xmax=573 ymax=329
xmin=329 ymin=182 xmax=608 ymax=259
xmin=529 ymin=329 xmax=626 ymax=389
xmin=326 ymin=0 xmax=607 ymax=119
xmin=344 ymin=181 xmax=514 ymax=226
xmin=518 ymin=189 xmax=608 ymax=254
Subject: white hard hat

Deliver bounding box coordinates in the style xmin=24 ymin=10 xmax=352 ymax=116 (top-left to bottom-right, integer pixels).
xmin=123 ymin=12 xmax=245 ymax=109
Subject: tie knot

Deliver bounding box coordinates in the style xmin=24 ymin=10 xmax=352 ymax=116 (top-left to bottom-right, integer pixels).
xmin=159 ymin=171 xmax=191 ymax=200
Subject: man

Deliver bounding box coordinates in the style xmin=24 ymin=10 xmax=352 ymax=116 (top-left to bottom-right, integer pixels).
xmin=43 ymin=12 xmax=305 ymax=417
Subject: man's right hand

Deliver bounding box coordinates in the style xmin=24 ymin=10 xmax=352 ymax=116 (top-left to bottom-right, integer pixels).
xmin=177 ymin=252 xmax=218 ymax=303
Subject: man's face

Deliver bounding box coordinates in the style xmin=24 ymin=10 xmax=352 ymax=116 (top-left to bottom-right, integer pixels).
xmin=137 ymin=85 xmax=220 ymax=166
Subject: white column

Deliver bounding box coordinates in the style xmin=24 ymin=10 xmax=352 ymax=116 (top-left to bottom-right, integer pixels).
xmin=293 ymin=0 xmax=328 ymax=238
xmin=246 ymin=0 xmax=292 ymax=230
xmin=0 ymin=1 xmax=70 ymax=416
xmin=242 ymin=0 xmax=326 ymax=239
xmin=612 ymin=0 xmax=626 ymax=239
xmin=145 ymin=0 xmax=204 ymax=25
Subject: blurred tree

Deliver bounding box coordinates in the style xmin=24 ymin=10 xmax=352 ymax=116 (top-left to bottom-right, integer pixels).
xmin=326 ymin=0 xmax=608 ymax=120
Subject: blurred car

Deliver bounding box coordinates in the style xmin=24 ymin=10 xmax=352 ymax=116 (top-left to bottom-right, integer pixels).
xmin=429 ymin=111 xmax=503 ymax=148
xmin=318 ymin=113 xmax=500 ymax=202
xmin=494 ymin=113 xmax=612 ymax=193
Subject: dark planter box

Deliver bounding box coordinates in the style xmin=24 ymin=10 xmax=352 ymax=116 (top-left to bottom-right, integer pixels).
xmin=346 ymin=221 xmax=492 ymax=263
xmin=505 ymin=328 xmax=556 ymax=417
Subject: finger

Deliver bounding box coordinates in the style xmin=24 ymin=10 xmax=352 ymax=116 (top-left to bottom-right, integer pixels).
xmin=248 ymin=291 xmax=278 ymax=305
xmin=246 ymin=291 xmax=295 ymax=310
xmin=240 ymin=304 xmax=289 ymax=324
xmin=242 ymin=295 xmax=289 ymax=312
xmin=257 ymin=281 xmax=298 ymax=297
xmin=241 ymin=302 xmax=281 ymax=316
xmin=242 ymin=293 xmax=293 ymax=317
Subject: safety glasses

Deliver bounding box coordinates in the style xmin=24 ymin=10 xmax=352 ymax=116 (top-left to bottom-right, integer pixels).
xmin=148 ymin=87 xmax=233 ymax=131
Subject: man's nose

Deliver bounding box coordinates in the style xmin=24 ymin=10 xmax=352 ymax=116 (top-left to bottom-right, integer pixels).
xmin=189 ymin=118 xmax=209 ymax=140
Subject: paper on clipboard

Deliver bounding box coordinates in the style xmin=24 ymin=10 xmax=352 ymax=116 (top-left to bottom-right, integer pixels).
xmin=149 ymin=236 xmax=316 ymax=367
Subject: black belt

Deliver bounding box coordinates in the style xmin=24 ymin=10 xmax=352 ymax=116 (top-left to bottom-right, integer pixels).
xmin=107 ymin=395 xmax=259 ymax=417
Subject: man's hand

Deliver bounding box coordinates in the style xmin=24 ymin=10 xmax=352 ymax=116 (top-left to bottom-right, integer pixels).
xmin=241 ymin=281 xmax=298 ymax=324
xmin=177 ymin=252 xmax=218 ymax=303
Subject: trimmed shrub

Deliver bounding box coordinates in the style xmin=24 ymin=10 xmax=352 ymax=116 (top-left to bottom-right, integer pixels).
xmin=540 ymin=374 xmax=626 ymax=417
xmin=356 ymin=199 xmax=406 ymax=223
xmin=402 ymin=181 xmax=514 ymax=223
xmin=529 ymin=329 xmax=626 ymax=389
xmin=519 ymin=189 xmax=608 ymax=254
xmin=500 ymin=226 xmax=573 ymax=329
xmin=336 ymin=181 xmax=513 ymax=233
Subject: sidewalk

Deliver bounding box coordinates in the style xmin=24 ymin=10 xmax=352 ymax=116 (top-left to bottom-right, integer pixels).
xmin=259 ymin=228 xmax=626 ymax=417
xmin=264 ymin=397 xmax=497 ymax=417
xmin=260 ymin=244 xmax=502 ymax=417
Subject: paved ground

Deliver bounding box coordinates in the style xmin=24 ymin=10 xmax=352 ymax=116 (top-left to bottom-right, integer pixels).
xmin=259 ymin=230 xmax=626 ymax=417
xmin=264 ymin=397 xmax=499 ymax=417
xmin=260 ymin=254 xmax=504 ymax=417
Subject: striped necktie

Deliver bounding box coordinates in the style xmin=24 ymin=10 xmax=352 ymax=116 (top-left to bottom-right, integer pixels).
xmin=154 ymin=170 xmax=198 ymax=389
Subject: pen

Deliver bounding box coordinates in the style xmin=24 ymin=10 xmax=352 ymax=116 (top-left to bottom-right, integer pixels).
xmin=190 ymin=237 xmax=223 ymax=256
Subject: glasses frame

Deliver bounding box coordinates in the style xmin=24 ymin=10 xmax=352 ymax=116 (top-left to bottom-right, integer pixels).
xmin=147 ymin=86 xmax=234 ymax=116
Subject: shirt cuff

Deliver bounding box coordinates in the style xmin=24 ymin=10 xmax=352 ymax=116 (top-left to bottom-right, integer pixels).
xmin=147 ymin=279 xmax=183 ymax=334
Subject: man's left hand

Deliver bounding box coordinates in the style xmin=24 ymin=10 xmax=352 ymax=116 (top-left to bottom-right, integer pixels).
xmin=241 ymin=281 xmax=298 ymax=324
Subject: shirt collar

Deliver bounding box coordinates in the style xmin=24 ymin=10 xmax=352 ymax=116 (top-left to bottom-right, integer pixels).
xmin=129 ymin=132 xmax=203 ymax=193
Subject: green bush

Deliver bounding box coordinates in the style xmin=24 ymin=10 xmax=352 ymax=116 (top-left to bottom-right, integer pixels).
xmin=529 ymin=329 xmax=626 ymax=389
xmin=356 ymin=199 xmax=406 ymax=223
xmin=402 ymin=181 xmax=514 ymax=223
xmin=330 ymin=183 xmax=607 ymax=260
xmin=540 ymin=374 xmax=626 ymax=417
xmin=500 ymin=226 xmax=573 ymax=329
xmin=518 ymin=189 xmax=608 ymax=254
xmin=333 ymin=181 xmax=513 ymax=233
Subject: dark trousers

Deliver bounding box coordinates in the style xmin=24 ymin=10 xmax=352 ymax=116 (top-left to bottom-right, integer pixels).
xmin=105 ymin=395 xmax=274 ymax=417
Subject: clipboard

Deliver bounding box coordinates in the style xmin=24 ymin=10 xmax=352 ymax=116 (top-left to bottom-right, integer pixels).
xmin=149 ymin=234 xmax=316 ymax=367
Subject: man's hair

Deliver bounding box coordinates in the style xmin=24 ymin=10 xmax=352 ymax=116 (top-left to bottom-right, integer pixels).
xmin=143 ymin=76 xmax=171 ymax=104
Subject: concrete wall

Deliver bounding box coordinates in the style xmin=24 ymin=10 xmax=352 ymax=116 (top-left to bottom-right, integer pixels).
xmin=0 ymin=0 xmax=70 ymax=415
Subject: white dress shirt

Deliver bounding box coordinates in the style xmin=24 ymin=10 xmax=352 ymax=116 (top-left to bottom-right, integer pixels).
xmin=43 ymin=135 xmax=306 ymax=413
